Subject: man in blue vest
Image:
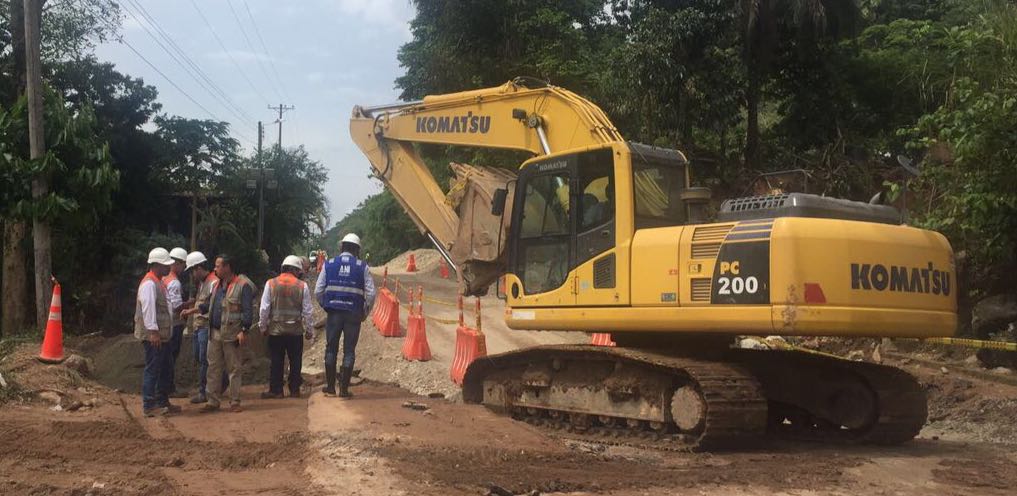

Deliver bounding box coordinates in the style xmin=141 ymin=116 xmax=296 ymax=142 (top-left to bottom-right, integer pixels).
xmin=315 ymin=233 xmax=376 ymax=397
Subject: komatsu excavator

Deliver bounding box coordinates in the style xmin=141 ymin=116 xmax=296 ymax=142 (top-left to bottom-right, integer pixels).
xmin=350 ymin=79 xmax=957 ymax=448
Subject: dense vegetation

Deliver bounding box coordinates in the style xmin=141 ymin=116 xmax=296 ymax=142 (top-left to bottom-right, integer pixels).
xmin=325 ymin=0 xmax=1016 ymax=335
xmin=0 ymin=1 xmax=327 ymax=334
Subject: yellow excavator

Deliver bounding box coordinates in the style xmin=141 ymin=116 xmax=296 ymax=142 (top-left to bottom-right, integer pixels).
xmin=350 ymin=78 xmax=957 ymax=448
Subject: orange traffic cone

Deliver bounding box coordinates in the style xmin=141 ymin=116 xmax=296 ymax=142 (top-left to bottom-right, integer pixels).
xmin=38 ymin=279 xmax=65 ymax=364
xmin=439 ymin=259 xmax=449 ymax=279
xmin=406 ymin=252 xmax=417 ymax=272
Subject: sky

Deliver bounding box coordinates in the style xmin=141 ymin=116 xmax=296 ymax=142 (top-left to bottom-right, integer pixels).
xmin=94 ymin=0 xmax=417 ymax=230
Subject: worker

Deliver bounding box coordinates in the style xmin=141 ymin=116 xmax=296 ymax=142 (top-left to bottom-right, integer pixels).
xmin=163 ymin=247 xmax=190 ymax=398
xmin=200 ymin=255 xmax=256 ymax=413
xmin=315 ymin=233 xmax=375 ymax=398
xmin=135 ymin=248 xmax=178 ymax=417
xmin=180 ymin=251 xmax=216 ymax=404
xmin=259 ymin=255 xmax=314 ymax=399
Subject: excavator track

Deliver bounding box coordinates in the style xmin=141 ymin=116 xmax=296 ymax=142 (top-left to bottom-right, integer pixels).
xmin=734 ymin=349 xmax=927 ymax=445
xmin=464 ymin=345 xmax=928 ymax=450
xmin=463 ymin=345 xmax=768 ymax=450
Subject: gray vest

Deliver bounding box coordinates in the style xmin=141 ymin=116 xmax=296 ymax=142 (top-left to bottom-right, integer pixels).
xmin=267 ymin=273 xmax=305 ymax=336
xmin=134 ymin=273 xmax=171 ymax=340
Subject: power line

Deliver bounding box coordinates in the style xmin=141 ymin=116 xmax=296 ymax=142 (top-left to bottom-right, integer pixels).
xmin=224 ymin=0 xmax=285 ymax=103
xmin=187 ymin=0 xmax=272 ymax=106
xmin=116 ymin=0 xmax=256 ymax=129
xmin=80 ymin=0 xmax=256 ymax=146
xmin=120 ymin=0 xmax=257 ymax=126
xmin=242 ymin=1 xmax=293 ymax=103
xmin=240 ymin=3 xmax=303 ymax=147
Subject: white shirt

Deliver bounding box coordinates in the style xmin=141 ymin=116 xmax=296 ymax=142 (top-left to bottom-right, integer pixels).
xmin=138 ymin=279 xmax=172 ymax=332
xmin=165 ymin=276 xmax=183 ymax=312
xmin=259 ymin=278 xmax=314 ymax=335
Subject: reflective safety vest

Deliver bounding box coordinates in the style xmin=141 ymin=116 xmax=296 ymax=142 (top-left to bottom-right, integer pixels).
xmin=134 ymin=271 xmax=171 ymax=341
xmin=212 ymin=274 xmax=255 ymax=341
xmin=323 ymin=254 xmax=365 ymax=313
xmin=192 ymin=272 xmax=218 ymax=330
xmin=267 ymin=273 xmax=306 ymax=336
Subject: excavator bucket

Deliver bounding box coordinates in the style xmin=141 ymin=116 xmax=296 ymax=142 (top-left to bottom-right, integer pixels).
xmin=445 ymin=162 xmax=516 ymax=295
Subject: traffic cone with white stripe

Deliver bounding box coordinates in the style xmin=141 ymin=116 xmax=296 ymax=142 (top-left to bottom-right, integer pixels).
xmin=38 ymin=278 xmax=65 ymax=364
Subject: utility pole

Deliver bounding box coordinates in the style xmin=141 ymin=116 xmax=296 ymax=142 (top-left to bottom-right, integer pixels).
xmin=256 ymin=121 xmax=265 ymax=249
xmin=267 ymin=104 xmax=294 ymax=150
xmin=24 ymin=0 xmax=50 ymax=329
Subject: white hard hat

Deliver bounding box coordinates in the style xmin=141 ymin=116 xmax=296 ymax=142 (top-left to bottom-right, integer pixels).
xmin=169 ymin=247 xmax=188 ymax=262
xmin=282 ymin=255 xmax=303 ymax=271
xmin=185 ymin=251 xmax=208 ymax=271
xmin=147 ymin=247 xmax=174 ymax=265
xmin=341 ymin=233 xmax=361 ymax=247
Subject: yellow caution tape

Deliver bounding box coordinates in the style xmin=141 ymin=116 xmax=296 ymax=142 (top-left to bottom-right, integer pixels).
xmin=423 ymin=296 xmax=458 ymax=307
xmin=390 ymin=281 xmax=464 ymax=307
xmin=903 ymin=337 xmax=1017 ymax=352
xmin=397 ymin=301 xmax=469 ymax=326
xmin=426 ymin=315 xmax=463 ymax=325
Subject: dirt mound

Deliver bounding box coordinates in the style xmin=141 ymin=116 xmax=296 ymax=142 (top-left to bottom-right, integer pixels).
xmin=80 ymin=333 xmax=270 ymax=395
xmin=304 ymin=267 xmax=584 ymax=402
xmin=922 ymin=368 xmax=1017 ymax=443
xmin=0 ymin=343 xmax=91 ymax=398
xmin=379 ymin=248 xmax=445 ymax=276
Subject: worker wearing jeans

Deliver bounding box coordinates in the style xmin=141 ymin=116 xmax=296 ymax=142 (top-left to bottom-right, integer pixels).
xmin=134 ymin=248 xmax=177 ymax=417
xmin=163 ymin=247 xmax=190 ymax=398
xmin=315 ymin=233 xmax=375 ymax=398
xmin=180 ymin=251 xmax=217 ymax=403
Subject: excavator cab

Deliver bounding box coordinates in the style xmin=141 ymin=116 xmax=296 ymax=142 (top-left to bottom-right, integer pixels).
xmin=504 ymin=142 xmax=700 ymax=308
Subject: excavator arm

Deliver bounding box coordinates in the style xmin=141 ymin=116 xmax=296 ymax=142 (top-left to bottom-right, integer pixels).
xmin=349 ymin=79 xmax=623 ymax=293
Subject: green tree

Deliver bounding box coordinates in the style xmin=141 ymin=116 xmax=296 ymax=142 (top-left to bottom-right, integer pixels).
xmin=324 ymin=191 xmax=426 ymax=266
xmin=0 ymin=89 xmax=117 ymax=333
xmin=0 ymin=0 xmax=121 ymax=335
xmin=232 ymin=146 xmax=328 ymax=266
xmin=741 ymin=0 xmax=861 ymax=167
xmin=904 ymin=1 xmax=1017 ymax=298
xmin=396 ymin=0 xmax=617 ymax=100
xmin=153 ymin=116 xmax=240 ymax=250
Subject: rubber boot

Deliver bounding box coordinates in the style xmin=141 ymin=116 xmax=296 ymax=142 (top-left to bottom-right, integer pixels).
xmin=338 ymin=366 xmax=353 ymax=399
xmin=322 ymin=363 xmax=337 ymax=396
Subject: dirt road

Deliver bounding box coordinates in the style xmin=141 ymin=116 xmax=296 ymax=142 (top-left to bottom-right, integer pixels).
xmin=2 ymin=376 xmax=1016 ymax=496
xmin=2 ymin=251 xmax=1017 ymax=495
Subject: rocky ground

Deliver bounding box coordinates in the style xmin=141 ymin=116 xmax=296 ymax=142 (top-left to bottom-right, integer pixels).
xmin=1 ymin=249 xmax=1016 ymax=495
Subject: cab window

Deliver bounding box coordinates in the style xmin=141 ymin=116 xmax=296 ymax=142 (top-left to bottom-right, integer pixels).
xmin=633 ymin=161 xmax=685 ymax=229
xmin=578 ymin=152 xmax=613 ymax=232
xmin=516 ymin=172 xmax=571 ymax=294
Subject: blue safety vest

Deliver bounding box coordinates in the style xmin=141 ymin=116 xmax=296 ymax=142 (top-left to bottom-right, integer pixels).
xmin=323 ymin=254 xmax=366 ymax=313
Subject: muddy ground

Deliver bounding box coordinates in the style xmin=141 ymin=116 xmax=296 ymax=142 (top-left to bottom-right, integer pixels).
xmin=1 ymin=250 xmax=1016 ymax=495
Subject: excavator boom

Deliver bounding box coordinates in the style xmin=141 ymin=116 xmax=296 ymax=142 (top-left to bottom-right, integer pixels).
xmin=350 ymin=79 xmax=626 ymax=293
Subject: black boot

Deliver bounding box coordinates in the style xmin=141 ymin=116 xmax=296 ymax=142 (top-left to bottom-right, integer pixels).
xmin=323 ymin=363 xmax=337 ymax=396
xmin=338 ymin=366 xmax=353 ymax=398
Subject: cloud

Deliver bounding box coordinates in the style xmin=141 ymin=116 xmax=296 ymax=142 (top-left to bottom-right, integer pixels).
xmin=205 ymin=49 xmax=276 ymax=63
xmin=324 ymin=0 xmax=414 ymax=38
xmin=305 ymin=72 xmax=325 ymax=84
xmin=121 ymin=15 xmax=144 ymax=32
